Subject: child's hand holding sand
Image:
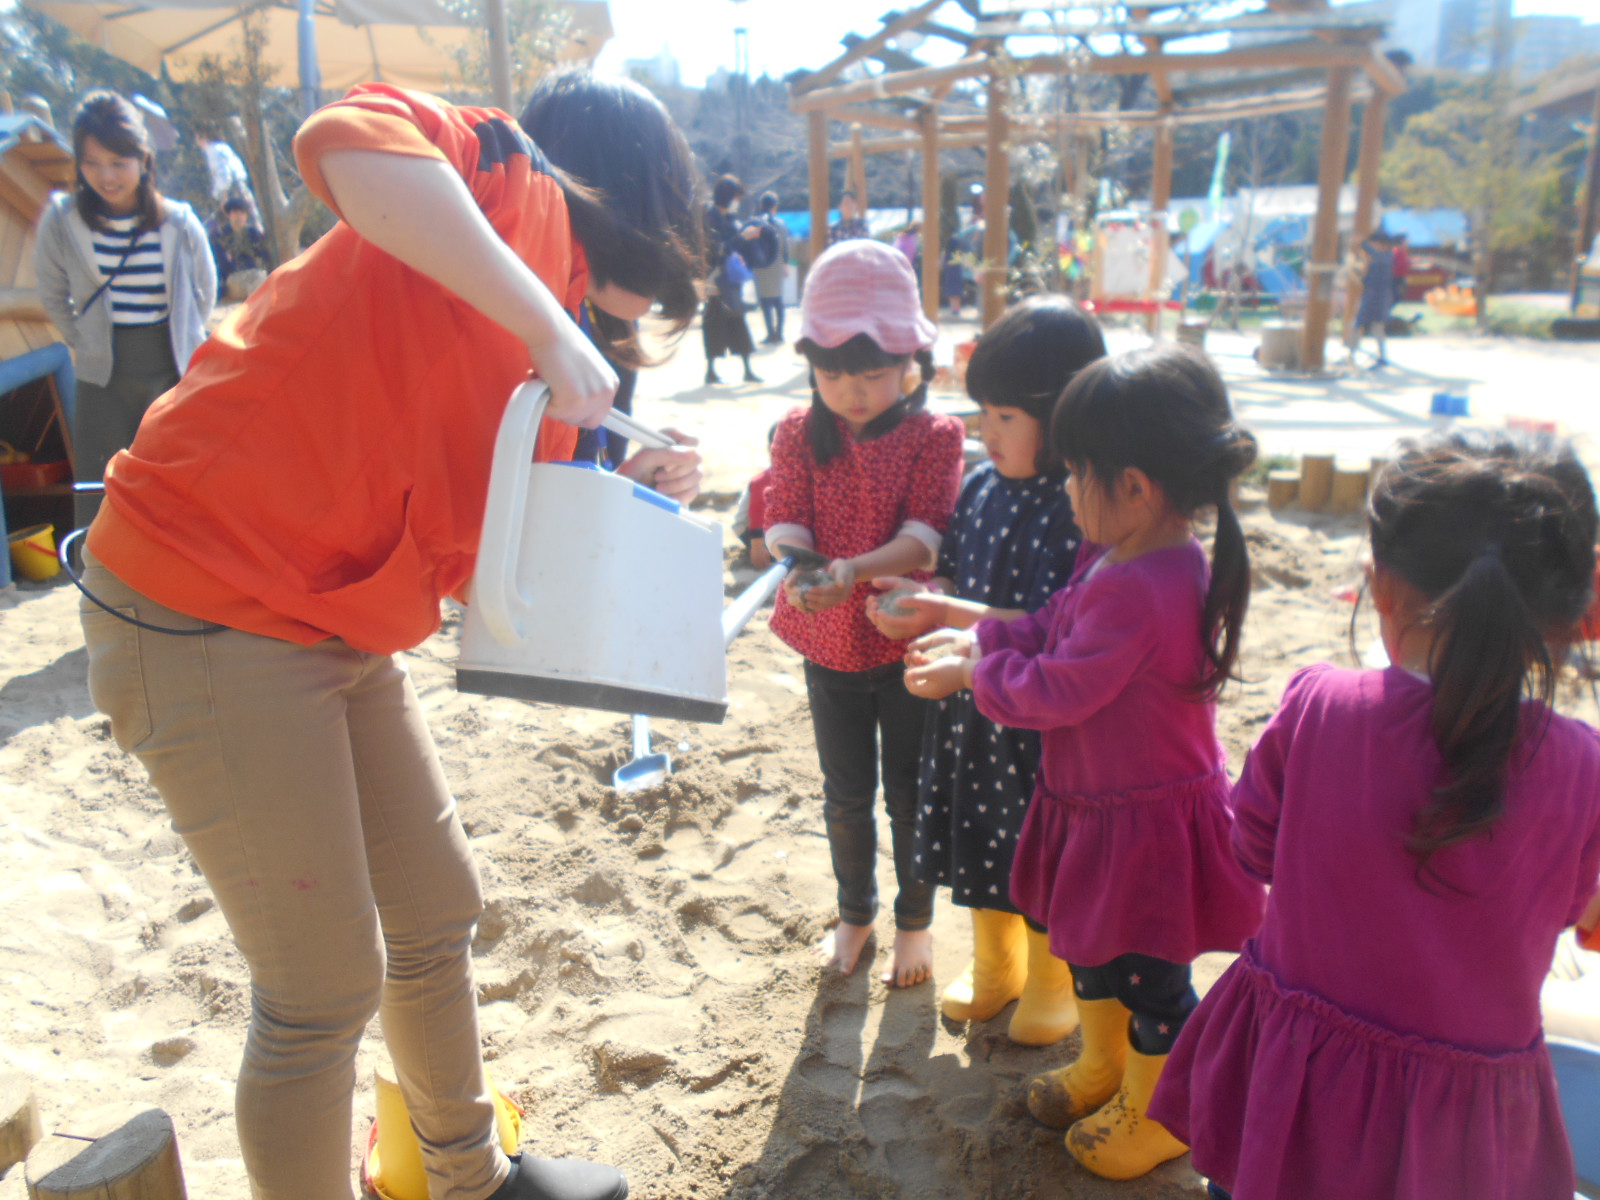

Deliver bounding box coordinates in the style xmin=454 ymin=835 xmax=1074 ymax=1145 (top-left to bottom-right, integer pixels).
xmin=865 ymin=576 xmax=942 ymax=640
xmin=904 ymin=627 xmax=978 ymax=698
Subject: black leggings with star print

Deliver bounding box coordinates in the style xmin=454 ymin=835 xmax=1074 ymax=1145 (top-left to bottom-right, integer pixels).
xmin=1069 ymin=953 xmax=1198 ymax=1055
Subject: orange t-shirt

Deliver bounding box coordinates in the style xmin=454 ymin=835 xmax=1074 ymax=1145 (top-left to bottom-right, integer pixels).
xmin=88 ymin=85 xmax=585 ymax=654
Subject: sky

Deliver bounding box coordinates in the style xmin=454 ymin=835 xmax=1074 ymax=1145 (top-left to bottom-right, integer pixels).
xmin=592 ymin=0 xmax=1600 ymax=89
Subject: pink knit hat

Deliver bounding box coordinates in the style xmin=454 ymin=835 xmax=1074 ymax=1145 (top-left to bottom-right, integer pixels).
xmin=798 ymin=238 xmax=938 ymax=354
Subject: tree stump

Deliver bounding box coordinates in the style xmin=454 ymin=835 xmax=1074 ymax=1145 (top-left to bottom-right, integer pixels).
xmin=0 ymin=1072 xmax=40 ymax=1172
xmin=1259 ymin=320 xmax=1303 ymax=370
xmin=25 ymin=1105 xmax=185 ymax=1200
xmin=1329 ymin=463 xmax=1370 ymax=515
xmin=1299 ymin=454 xmax=1335 ymax=511
xmin=1266 ymin=470 xmax=1300 ymax=511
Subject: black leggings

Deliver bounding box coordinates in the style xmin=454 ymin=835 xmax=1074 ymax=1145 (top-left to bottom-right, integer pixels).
xmin=1068 ymin=953 xmax=1198 ymax=1054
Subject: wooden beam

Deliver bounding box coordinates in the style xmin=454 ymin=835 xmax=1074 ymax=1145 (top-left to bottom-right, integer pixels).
xmin=825 ymin=106 xmax=921 ymax=132
xmin=1363 ymin=46 xmax=1407 ymax=97
xmin=808 ymin=109 xmax=830 ymax=262
xmin=792 ymin=0 xmax=951 ymax=96
xmin=981 ymin=71 xmax=1010 ymax=330
xmin=849 ymin=123 xmax=868 ymax=207
xmin=792 ymin=55 xmax=989 ymax=113
xmin=1013 ymin=39 xmax=1371 ymax=79
xmin=1302 ymin=67 xmax=1356 ymax=373
xmin=921 ymin=107 xmax=941 ymax=322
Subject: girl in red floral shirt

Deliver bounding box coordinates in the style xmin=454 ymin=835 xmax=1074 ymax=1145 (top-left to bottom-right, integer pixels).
xmin=763 ymin=240 xmax=965 ymax=986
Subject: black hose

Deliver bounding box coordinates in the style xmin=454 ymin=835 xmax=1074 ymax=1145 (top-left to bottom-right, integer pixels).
xmin=58 ymin=527 xmax=227 ymax=637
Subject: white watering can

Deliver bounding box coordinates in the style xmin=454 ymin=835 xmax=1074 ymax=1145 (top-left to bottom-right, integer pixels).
xmin=456 ymin=382 xmax=789 ymax=724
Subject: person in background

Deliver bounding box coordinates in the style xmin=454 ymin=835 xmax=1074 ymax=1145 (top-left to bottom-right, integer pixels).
xmin=1350 ymin=229 xmax=1397 ymax=369
xmin=35 ymin=91 xmax=215 ymax=528
xmin=829 ymin=190 xmax=870 ymax=245
xmin=732 ymin=422 xmax=779 ymax=569
xmin=753 ymin=191 xmax=791 ymax=346
xmin=894 ymin=221 xmax=921 ymax=271
xmin=702 ymin=174 xmax=762 ymax=386
xmin=197 ymin=131 xmax=261 ymax=224
xmin=208 ymin=196 xmax=271 ymax=301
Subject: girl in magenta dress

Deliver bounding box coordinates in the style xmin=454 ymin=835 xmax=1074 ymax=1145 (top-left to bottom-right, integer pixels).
xmin=1151 ymin=429 xmax=1600 ymax=1200
xmin=763 ymin=239 xmax=965 ymax=988
xmin=905 ymin=345 xmax=1266 ymax=1180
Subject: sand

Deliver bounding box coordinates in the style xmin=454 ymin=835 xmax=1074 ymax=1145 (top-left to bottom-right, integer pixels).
xmin=3 ymin=324 xmax=1595 ymax=1198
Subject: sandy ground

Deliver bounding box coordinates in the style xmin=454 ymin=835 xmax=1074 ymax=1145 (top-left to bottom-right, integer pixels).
xmin=2 ymin=319 xmax=1597 ymax=1198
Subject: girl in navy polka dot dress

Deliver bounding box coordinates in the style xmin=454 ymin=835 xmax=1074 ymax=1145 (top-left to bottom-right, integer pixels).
xmin=867 ymin=296 xmax=1106 ymax=1045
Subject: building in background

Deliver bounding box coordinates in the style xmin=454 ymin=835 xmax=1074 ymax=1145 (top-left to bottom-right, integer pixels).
xmin=1512 ymin=15 xmax=1600 ymax=79
xmin=625 ymin=46 xmax=682 ymax=88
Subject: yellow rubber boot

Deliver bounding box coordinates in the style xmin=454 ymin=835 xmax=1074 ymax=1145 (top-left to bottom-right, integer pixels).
xmin=939 ymin=908 xmax=1027 ymax=1023
xmin=1008 ymin=927 xmax=1079 ymax=1046
xmin=1025 ymin=996 xmax=1129 ymax=1128
xmin=1065 ymin=1049 xmax=1188 ymax=1180
xmin=364 ymin=1064 xmax=523 ymax=1200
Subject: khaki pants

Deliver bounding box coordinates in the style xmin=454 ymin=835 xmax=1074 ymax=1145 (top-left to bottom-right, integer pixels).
xmin=79 ymin=554 xmax=508 ymax=1200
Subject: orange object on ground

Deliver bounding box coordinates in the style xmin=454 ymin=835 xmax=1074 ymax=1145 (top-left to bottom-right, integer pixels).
xmin=89 ymin=86 xmax=586 ymax=655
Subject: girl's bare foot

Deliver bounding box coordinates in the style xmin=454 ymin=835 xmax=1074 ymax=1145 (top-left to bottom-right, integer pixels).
xmin=817 ymin=921 xmax=874 ymax=975
xmin=884 ymin=928 xmax=933 ymax=987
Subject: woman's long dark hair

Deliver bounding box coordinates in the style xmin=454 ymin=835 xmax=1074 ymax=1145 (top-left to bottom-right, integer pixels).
xmin=795 ymin=333 xmax=934 ymax=465
xmin=72 ymin=91 xmax=165 ymax=234
xmin=519 ymin=71 xmax=704 ymax=367
xmin=1050 ymin=345 xmax=1256 ymax=698
xmin=966 ymin=294 xmax=1107 ymax=476
xmin=1368 ymin=430 xmax=1597 ymax=871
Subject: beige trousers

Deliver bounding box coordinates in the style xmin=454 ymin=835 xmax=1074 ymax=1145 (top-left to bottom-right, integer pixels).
xmin=79 ymin=554 xmax=509 ymax=1200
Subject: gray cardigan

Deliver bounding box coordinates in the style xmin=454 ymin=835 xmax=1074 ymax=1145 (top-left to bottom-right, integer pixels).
xmin=33 ymin=192 xmax=216 ymax=388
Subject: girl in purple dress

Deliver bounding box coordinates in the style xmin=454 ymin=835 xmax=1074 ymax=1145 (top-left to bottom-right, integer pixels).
xmin=1152 ymin=429 xmax=1600 ymax=1200
xmin=905 ymin=345 xmax=1267 ymax=1180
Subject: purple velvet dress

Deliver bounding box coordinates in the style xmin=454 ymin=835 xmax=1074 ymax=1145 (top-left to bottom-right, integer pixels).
xmin=970 ymin=539 xmax=1265 ymax=967
xmin=1152 ymin=663 xmax=1600 ymax=1200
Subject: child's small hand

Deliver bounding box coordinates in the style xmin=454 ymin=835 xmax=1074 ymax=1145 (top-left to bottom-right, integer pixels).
xmin=905 ymin=626 xmax=976 ymax=668
xmin=905 ymin=652 xmax=974 ymax=699
xmin=866 ymin=576 xmax=940 ymax=640
xmin=801 ymin=559 xmax=857 ymax=612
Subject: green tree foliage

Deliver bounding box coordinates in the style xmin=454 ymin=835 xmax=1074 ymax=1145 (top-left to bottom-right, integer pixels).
xmin=430 ymin=0 xmax=573 ymax=102
xmin=1381 ymin=75 xmax=1569 ymax=304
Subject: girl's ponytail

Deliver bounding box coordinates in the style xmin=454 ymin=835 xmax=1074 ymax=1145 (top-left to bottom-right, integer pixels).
xmin=1369 ymin=429 xmax=1599 ymax=873
xmin=1414 ymin=547 xmax=1553 ymax=869
xmin=1201 ymin=428 xmax=1257 ymax=697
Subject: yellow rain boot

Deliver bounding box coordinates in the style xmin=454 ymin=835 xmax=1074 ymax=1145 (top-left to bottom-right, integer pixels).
xmin=1008 ymin=927 xmax=1079 ymax=1046
xmin=363 ymin=1063 xmax=523 ymax=1200
xmin=1026 ymin=996 xmax=1129 ymax=1128
xmin=1065 ymin=1048 xmax=1188 ymax=1180
xmin=939 ymin=908 xmax=1027 ymax=1023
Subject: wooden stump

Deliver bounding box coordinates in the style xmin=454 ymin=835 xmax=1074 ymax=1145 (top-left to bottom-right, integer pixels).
xmin=1329 ymin=463 xmax=1370 ymax=515
xmin=0 ymin=1072 xmax=40 ymax=1172
xmin=1299 ymin=453 xmax=1335 ymax=511
xmin=1266 ymin=470 xmax=1300 ymax=511
xmin=26 ymin=1105 xmax=185 ymax=1200
xmin=1259 ymin=320 xmax=1303 ymax=370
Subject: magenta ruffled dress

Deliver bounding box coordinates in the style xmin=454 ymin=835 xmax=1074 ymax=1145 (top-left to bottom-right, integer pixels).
xmin=1151 ymin=664 xmax=1600 ymax=1200
xmin=971 ymin=540 xmax=1265 ymax=967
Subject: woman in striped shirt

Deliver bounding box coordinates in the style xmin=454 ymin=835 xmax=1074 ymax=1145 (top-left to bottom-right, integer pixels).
xmin=35 ymin=91 xmax=215 ymax=525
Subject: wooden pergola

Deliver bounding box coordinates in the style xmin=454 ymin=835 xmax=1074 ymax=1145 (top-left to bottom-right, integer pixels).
xmin=788 ymin=0 xmax=1408 ymax=371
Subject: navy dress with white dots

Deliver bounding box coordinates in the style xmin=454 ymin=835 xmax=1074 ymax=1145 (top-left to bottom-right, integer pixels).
xmin=912 ymin=463 xmax=1082 ymax=912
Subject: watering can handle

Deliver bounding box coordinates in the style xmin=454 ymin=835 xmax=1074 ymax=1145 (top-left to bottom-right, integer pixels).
xmin=476 ymin=381 xmax=550 ymax=645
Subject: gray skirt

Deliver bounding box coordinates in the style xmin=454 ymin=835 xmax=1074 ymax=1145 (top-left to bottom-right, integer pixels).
xmin=74 ymin=321 xmax=179 ymax=527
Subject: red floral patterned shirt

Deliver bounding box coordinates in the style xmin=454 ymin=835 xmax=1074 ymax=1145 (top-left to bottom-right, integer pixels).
xmin=765 ymin=404 xmax=964 ymax=672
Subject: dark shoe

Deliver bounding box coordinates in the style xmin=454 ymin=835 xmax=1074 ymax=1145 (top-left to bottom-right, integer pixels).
xmin=487 ymin=1154 xmax=627 ymax=1200
xmin=704 ymin=369 xmax=721 ymax=385
xmin=743 ymin=366 xmax=763 ymax=384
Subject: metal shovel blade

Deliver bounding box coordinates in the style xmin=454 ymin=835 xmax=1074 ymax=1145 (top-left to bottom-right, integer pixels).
xmin=614 ymin=713 xmax=671 ymax=793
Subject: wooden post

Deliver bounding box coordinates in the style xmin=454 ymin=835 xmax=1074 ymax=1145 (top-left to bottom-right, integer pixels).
xmin=982 ymin=69 xmax=1011 ymax=330
xmin=484 ymin=0 xmax=513 ymax=115
xmin=849 ymin=124 xmax=867 ymax=209
xmin=921 ymin=107 xmax=941 ymax=322
xmin=1299 ymin=453 xmax=1335 ymax=511
xmin=1301 ymin=67 xmax=1356 ymax=373
xmin=808 ymin=110 xmax=830 ymax=262
xmin=1266 ymin=470 xmax=1300 ymax=511
xmin=1329 ymin=463 xmax=1370 ymax=514
xmin=1572 ymin=85 xmax=1600 ymax=311
xmin=27 ymin=1105 xmax=187 ymax=1200
xmin=1147 ymin=119 xmax=1175 ymax=337
xmin=0 ymin=1073 xmax=40 ymax=1172
xmin=1351 ymin=91 xmax=1389 ymax=242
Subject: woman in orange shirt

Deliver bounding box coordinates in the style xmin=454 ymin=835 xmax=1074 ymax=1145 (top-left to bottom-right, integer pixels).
xmin=77 ymin=73 xmax=701 ymax=1200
